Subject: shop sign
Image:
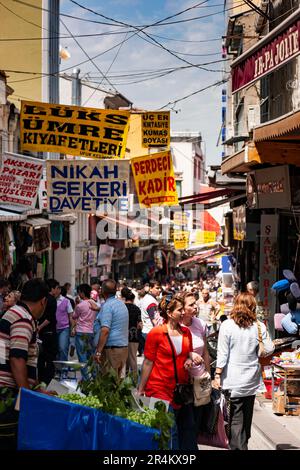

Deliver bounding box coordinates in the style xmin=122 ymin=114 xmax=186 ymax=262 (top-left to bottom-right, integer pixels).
xmin=232 ymin=205 xmax=246 ymax=241
xmin=141 ymin=111 xmax=170 ymax=148
xmin=173 ymin=210 xmax=191 ymax=229
xmin=39 ymin=178 xmax=48 ymax=210
xmin=46 ymin=159 xmax=129 ymax=213
xmin=131 ymin=150 xmax=178 ymax=208
xmin=259 ymin=214 xmax=279 ymax=336
xmin=190 ymin=230 xmax=216 ymax=246
xmin=173 ymin=230 xmax=189 ymax=250
xmin=247 ymin=165 xmax=291 ymax=209
xmin=20 ymin=100 xmax=130 ymax=159
xmin=0 ymin=152 xmax=44 ymax=208
xmin=232 ymin=18 xmax=300 ymax=93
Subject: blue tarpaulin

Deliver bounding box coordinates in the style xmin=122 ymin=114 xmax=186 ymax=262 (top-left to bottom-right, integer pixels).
xmin=18 ymin=389 xmax=159 ymax=450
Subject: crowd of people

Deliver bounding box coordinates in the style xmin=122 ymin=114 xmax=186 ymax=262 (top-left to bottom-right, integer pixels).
xmin=0 ymin=271 xmax=276 ymax=451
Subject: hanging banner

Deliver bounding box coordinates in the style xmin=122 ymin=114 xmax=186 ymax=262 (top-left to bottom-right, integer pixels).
xmin=46 ymin=159 xmax=129 ymax=213
xmin=131 ymin=151 xmax=178 ymax=208
xmin=141 ymin=111 xmax=170 ymax=148
xmin=173 ymin=230 xmax=189 ymax=250
xmin=0 ymin=152 xmax=44 ymax=208
xmin=20 ymin=100 xmax=130 ymax=159
xmin=259 ymin=214 xmax=279 ymax=338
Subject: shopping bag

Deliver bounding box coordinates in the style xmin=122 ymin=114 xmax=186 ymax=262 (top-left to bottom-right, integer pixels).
xmin=197 ymin=408 xmax=229 ymax=449
xmin=198 ymin=388 xmax=221 ymax=434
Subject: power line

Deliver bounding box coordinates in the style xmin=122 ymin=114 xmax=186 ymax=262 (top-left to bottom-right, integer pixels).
xmin=159 ymin=79 xmax=228 ymax=110
xmin=59 ymin=17 xmax=118 ymax=93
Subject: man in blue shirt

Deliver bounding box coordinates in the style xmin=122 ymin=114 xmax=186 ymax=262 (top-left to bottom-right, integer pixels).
xmin=94 ymin=279 xmax=128 ymax=378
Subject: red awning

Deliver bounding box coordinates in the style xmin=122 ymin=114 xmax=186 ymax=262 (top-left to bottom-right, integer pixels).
xmin=177 ymin=246 xmax=227 ymax=267
xmin=179 ymin=187 xmax=234 ymax=205
xmin=203 ymin=211 xmax=220 ymax=234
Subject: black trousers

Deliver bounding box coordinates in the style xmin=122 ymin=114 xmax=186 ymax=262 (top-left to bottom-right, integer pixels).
xmin=229 ymin=395 xmax=255 ymax=450
xmin=38 ymin=332 xmax=58 ymax=385
xmin=174 ymin=403 xmax=198 ymax=451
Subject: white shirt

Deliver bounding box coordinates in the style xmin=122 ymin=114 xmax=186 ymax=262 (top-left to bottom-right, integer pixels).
xmin=217 ymin=319 xmax=274 ymax=397
xmin=140 ymin=293 xmax=158 ymax=334
xmin=57 ymin=295 xmax=73 ymax=314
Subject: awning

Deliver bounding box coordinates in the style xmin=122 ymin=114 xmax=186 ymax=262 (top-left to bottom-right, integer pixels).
xmin=48 ymin=213 xmax=78 ymax=223
xmin=253 ymin=109 xmax=300 ymax=166
xmin=254 ymin=109 xmax=300 ymax=142
xmin=21 ymin=217 xmax=52 ymax=229
xmin=98 ymin=214 xmax=150 ymax=239
xmin=179 ymin=187 xmax=235 ymax=205
xmin=177 ymin=246 xmax=228 ymax=267
xmin=221 ymin=142 xmax=261 ymax=175
xmin=0 ymin=205 xmax=42 ymax=217
xmin=0 ymin=210 xmax=26 ymax=222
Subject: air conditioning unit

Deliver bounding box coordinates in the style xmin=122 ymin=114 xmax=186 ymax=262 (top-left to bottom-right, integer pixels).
xmin=247 ymin=105 xmax=260 ymax=131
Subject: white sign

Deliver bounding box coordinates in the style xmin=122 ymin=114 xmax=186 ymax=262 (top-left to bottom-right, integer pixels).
xmin=46 ymin=159 xmax=129 ymax=213
xmin=0 ymin=152 xmax=44 ymax=208
xmin=259 ymin=214 xmax=279 ymax=338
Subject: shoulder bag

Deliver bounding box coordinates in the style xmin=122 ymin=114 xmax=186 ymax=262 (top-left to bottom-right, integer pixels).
xmin=257 ymin=321 xmax=273 ymax=358
xmin=166 ymin=333 xmax=194 ymax=406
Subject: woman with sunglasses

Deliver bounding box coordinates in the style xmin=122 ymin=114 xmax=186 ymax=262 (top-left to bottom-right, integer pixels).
xmin=137 ymin=293 xmax=203 ymax=450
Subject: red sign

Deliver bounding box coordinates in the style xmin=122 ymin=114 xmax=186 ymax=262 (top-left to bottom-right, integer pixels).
xmin=232 ymin=20 xmax=300 ymax=93
xmin=0 ymin=152 xmax=44 ymax=208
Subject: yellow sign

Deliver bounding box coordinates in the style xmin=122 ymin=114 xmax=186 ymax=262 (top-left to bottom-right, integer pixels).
xmin=174 ymin=230 xmax=189 ymax=250
xmin=131 ymin=150 xmax=179 ymax=208
xmin=20 ymin=100 xmax=130 ymax=159
xmin=173 ymin=211 xmax=189 ymax=228
xmin=142 ymin=111 xmax=170 ymax=148
xmin=194 ymin=230 xmax=217 ymax=245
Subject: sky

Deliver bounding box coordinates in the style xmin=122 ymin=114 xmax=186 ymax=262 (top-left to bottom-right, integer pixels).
xmin=60 ymin=0 xmax=227 ymax=166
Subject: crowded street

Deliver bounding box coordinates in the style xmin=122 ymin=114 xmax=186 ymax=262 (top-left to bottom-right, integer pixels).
xmin=1 ymin=0 xmax=300 ymax=459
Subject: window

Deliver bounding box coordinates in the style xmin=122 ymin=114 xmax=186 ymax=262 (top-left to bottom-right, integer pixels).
xmin=176 ymin=180 xmax=182 ymax=198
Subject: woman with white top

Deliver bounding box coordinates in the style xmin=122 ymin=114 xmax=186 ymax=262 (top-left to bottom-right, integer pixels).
xmin=214 ymin=292 xmax=274 ymax=450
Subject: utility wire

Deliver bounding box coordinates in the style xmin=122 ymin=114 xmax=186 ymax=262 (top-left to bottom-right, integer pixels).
xmin=60 ymin=17 xmax=118 ymax=93
xmin=158 ymin=79 xmax=228 ymax=110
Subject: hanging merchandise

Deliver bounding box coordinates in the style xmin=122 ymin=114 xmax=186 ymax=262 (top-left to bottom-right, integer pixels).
xmin=154 ymin=250 xmax=163 ymax=270
xmin=52 ymin=241 xmax=60 ymax=251
xmin=50 ymin=221 xmax=63 ymax=243
xmin=33 ymin=227 xmax=50 ymax=252
xmin=0 ymin=224 xmax=11 ymax=278
xmin=61 ymin=222 xmax=70 ymax=249
xmin=7 ymin=225 xmax=16 ymax=267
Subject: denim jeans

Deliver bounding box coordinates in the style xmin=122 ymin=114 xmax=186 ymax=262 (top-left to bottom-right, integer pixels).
xmin=173 ymin=403 xmax=198 ymax=451
xmin=57 ymin=327 xmax=70 ymax=362
xmin=75 ymin=333 xmax=94 ymax=381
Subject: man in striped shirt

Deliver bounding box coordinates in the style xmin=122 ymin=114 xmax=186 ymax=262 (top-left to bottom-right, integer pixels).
xmin=0 ymin=279 xmax=49 ymax=450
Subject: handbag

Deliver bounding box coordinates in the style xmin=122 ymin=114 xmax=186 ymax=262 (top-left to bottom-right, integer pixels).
xmin=257 ymin=321 xmax=271 ymax=358
xmin=166 ymin=333 xmax=194 ymax=406
xmin=193 ymin=371 xmax=212 ymax=407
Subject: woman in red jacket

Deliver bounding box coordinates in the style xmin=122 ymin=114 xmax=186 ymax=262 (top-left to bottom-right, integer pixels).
xmin=137 ymin=293 xmax=202 ymax=450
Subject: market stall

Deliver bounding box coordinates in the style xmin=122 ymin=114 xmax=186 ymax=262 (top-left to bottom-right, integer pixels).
xmin=271 ymin=350 xmax=300 ymax=416
xmin=18 ymin=389 xmax=160 ymax=450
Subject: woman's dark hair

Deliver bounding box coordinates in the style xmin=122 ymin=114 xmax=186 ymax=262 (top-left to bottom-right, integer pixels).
xmin=60 ymin=286 xmax=67 ymax=297
xmin=159 ymin=294 xmax=184 ymax=321
xmin=21 ymin=279 xmax=49 ymax=302
xmin=121 ymin=287 xmax=135 ymax=301
xmin=230 ymin=292 xmax=257 ymax=328
xmin=78 ymin=283 xmax=92 ymax=299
